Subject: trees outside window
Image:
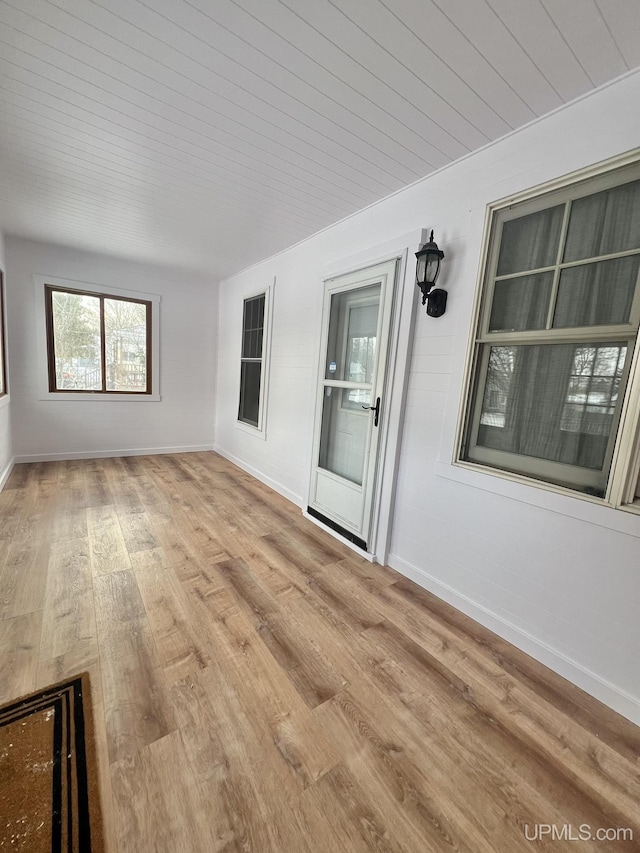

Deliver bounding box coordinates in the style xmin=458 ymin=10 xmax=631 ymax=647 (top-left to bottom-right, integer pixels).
xmin=45 ymin=286 xmax=151 ymax=394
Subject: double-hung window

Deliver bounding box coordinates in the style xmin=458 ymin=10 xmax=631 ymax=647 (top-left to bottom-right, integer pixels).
xmin=461 ymin=160 xmax=640 ymax=500
xmin=45 ymin=284 xmax=152 ymax=394
xmin=238 ymin=292 xmax=267 ymax=429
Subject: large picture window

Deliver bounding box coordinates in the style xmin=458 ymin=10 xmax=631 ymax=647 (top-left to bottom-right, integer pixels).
xmin=45 ymin=285 xmax=151 ymax=394
xmin=461 ymin=161 xmax=640 ymax=499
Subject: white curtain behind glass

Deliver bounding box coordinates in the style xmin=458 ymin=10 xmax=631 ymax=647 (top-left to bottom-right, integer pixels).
xmin=480 ymin=178 xmax=640 ymax=483
xmin=564 ymin=180 xmax=640 ymax=261
xmin=479 ymin=344 xmax=625 ymax=472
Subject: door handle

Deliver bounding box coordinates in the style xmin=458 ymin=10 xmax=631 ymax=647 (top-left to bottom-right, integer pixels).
xmin=362 ymin=397 xmax=381 ymax=427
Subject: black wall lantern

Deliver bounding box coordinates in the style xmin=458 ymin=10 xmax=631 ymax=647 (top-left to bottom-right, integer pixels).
xmin=415 ymin=230 xmax=447 ymax=317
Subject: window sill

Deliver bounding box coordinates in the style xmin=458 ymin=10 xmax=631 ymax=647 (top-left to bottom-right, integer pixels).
xmin=236 ymin=419 xmax=266 ymax=440
xmin=436 ymin=459 xmax=640 ymax=538
xmin=620 ymin=500 xmax=640 ymax=516
xmin=39 ymin=392 xmax=161 ymax=402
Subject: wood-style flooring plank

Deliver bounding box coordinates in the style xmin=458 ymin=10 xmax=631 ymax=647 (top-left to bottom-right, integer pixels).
xmin=295 ymin=763 xmax=420 ymax=853
xmin=220 ymin=556 xmax=349 ymax=708
xmin=0 ymin=611 xmax=42 ymax=703
xmin=171 ymin=666 xmax=314 ymax=852
xmin=101 ymin=457 xmax=145 ymax=508
xmin=0 ymin=487 xmax=27 ymax=540
xmin=93 ymin=571 xmax=176 ymax=763
xmin=83 ymin=461 xmax=113 ymax=508
xmin=10 ymin=480 xmax=56 ymax=546
xmin=117 ymin=510 xmax=160 ymax=555
xmin=51 ymin=486 xmax=88 ymax=542
xmin=87 ymin=505 xmax=131 ymax=575
xmin=40 ymin=537 xmax=95 ymax=658
xmin=132 ymin=559 xmax=211 ymax=682
xmin=317 ymin=686 xmax=531 ymax=853
xmin=110 ymin=729 xmax=220 ymax=853
xmin=0 ymin=538 xmax=49 ymax=619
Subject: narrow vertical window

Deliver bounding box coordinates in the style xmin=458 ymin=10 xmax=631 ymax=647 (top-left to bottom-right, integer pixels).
xmin=0 ymin=272 xmax=7 ymax=398
xmin=238 ymin=293 xmax=266 ymax=428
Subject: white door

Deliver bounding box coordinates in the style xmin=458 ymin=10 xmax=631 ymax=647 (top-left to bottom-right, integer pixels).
xmin=308 ymin=259 xmax=397 ymax=550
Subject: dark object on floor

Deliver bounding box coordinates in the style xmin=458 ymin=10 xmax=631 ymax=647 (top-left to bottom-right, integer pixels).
xmin=0 ymin=672 xmax=104 ymax=852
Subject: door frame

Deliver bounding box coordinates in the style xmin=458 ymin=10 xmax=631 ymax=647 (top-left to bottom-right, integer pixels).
xmin=303 ymin=239 xmax=418 ymax=564
xmin=308 ymin=260 xmax=397 ymax=548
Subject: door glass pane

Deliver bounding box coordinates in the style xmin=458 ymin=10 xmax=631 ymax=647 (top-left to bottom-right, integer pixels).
xmin=51 ymin=291 xmax=101 ymax=390
xmin=564 ymin=179 xmax=640 ymax=262
xmin=477 ymin=342 xmax=627 ymax=472
xmin=318 ymin=388 xmax=368 ymax=485
xmin=238 ymin=361 xmax=261 ymax=427
xmin=346 ymin=304 xmax=378 ymax=382
xmin=553 ymin=256 xmax=639 ymax=328
xmin=325 ymin=284 xmax=380 ymax=381
xmin=105 ymin=299 xmax=148 ymax=391
xmin=342 ymin=388 xmax=371 ymax=411
xmin=489 ymin=272 xmax=553 ymax=332
xmin=497 ymin=205 xmax=564 ymax=276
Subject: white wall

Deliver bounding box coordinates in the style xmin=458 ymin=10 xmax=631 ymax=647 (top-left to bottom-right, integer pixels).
xmin=215 ymin=70 xmax=640 ymax=723
xmin=0 ymin=230 xmax=12 ymax=487
xmin=6 ymin=238 xmax=217 ymax=460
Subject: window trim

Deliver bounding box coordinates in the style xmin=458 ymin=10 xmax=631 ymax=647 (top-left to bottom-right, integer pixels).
xmin=236 ymin=281 xmax=273 ymax=439
xmin=455 ymin=149 xmax=640 ymax=511
xmin=34 ymin=275 xmax=161 ymax=402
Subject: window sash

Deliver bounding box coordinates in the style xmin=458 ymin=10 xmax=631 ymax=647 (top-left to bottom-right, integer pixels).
xmin=238 ymin=293 xmax=267 ymax=429
xmin=462 ymin=159 xmax=640 ymax=499
xmin=480 ymin=223 xmax=640 ymax=340
xmin=45 ymin=285 xmax=152 ymax=395
xmin=465 ymin=338 xmax=634 ymax=495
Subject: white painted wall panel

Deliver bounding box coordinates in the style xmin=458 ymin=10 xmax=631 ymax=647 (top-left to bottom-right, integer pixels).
xmin=215 ymin=70 xmax=640 ymax=722
xmin=6 ymin=238 xmax=217 ymax=460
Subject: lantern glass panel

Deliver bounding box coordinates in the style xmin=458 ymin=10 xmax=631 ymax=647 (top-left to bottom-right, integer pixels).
xmin=426 ymin=256 xmax=440 ymax=284
xmin=416 ymin=253 xmax=426 ymax=283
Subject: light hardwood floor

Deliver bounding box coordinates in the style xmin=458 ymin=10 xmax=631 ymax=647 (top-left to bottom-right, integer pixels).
xmin=0 ymin=452 xmax=638 ymax=852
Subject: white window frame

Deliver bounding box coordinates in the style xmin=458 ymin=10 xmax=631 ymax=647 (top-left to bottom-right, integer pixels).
xmin=236 ymin=281 xmax=273 ymax=439
xmin=456 ymin=151 xmax=640 ymax=513
xmin=34 ymin=275 xmax=161 ymax=402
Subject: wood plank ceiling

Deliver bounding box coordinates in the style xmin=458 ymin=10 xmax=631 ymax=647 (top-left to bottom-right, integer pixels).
xmin=0 ymin=0 xmax=638 ymax=279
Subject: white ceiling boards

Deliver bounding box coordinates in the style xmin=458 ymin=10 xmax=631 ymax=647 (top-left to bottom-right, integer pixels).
xmin=0 ymin=0 xmax=638 ymax=279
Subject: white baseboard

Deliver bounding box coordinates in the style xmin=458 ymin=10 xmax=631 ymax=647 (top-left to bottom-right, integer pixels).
xmin=14 ymin=444 xmax=215 ymax=463
xmin=387 ymin=552 xmax=640 ymax=726
xmin=213 ymin=444 xmax=303 ymax=507
xmin=0 ymin=456 xmax=15 ymax=491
